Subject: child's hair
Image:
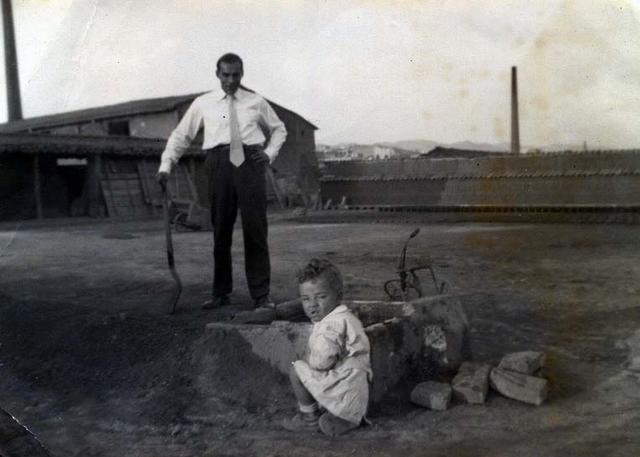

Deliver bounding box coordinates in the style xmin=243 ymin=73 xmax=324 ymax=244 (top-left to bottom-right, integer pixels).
xmin=296 ymin=258 xmax=343 ymax=297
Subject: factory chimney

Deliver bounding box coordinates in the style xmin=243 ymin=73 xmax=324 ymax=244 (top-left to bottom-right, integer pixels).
xmin=2 ymin=0 xmax=23 ymax=121
xmin=510 ymin=66 xmax=520 ymax=154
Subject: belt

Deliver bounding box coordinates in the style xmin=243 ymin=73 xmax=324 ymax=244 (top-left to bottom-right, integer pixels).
xmin=208 ymin=144 xmax=261 ymax=152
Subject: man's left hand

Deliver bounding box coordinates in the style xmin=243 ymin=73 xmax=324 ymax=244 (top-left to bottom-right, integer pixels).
xmin=251 ymin=149 xmax=271 ymax=164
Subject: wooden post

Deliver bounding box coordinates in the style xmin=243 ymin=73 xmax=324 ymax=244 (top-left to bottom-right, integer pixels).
xmin=122 ymin=170 xmax=136 ymax=217
xmin=94 ymin=153 xmax=103 ymax=216
xmin=33 ymin=154 xmax=43 ymax=219
xmin=84 ymin=153 xmax=101 ymax=216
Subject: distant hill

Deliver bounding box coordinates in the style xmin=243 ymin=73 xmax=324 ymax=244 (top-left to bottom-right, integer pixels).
xmin=316 ymin=139 xmax=592 ymax=158
xmin=318 ymin=139 xmax=511 ymax=155
xmin=378 ymin=140 xmax=440 ymax=154
xmin=379 ymin=139 xmax=510 ymax=154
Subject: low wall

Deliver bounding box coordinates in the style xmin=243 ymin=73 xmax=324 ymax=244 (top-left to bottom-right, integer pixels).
xmin=320 ymin=151 xmax=640 ymax=208
xmin=206 ymin=297 xmax=469 ymax=403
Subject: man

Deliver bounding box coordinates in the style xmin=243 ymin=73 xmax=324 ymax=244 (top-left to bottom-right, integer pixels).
xmin=156 ymin=53 xmax=287 ymax=310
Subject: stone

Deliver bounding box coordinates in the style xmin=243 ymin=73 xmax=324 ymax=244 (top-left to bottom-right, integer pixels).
xmin=409 ymin=295 xmax=471 ymax=375
xmin=498 ymin=351 xmax=546 ymax=375
xmin=451 ymin=362 xmax=491 ymax=404
xmin=410 ymin=381 xmax=452 ymax=411
xmin=489 ymin=367 xmax=548 ymax=406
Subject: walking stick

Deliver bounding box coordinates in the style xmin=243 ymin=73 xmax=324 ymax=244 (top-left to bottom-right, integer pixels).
xmin=161 ymin=181 xmax=182 ymax=314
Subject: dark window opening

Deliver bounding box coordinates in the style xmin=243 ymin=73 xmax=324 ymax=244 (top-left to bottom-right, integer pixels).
xmin=107 ymin=120 xmax=130 ymax=136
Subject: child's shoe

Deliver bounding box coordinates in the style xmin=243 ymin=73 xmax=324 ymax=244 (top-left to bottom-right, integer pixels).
xmin=318 ymin=412 xmax=360 ymax=437
xmin=282 ymin=411 xmax=319 ymax=432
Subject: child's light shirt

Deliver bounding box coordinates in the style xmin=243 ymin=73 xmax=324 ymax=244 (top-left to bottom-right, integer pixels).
xmin=293 ymin=304 xmax=372 ymax=424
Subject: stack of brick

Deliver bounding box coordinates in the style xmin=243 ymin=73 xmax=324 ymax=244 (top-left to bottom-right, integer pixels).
xmin=451 ymin=362 xmax=492 ymax=404
xmin=410 ymin=381 xmax=452 ymax=411
xmin=411 ymin=351 xmax=548 ymax=412
xmin=489 ymin=351 xmax=548 ymax=406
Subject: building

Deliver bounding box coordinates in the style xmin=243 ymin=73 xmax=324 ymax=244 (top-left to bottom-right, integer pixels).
xmin=0 ymin=92 xmax=319 ymax=220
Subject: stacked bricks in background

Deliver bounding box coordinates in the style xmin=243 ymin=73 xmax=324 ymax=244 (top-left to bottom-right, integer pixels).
xmin=320 ymin=151 xmax=640 ymax=208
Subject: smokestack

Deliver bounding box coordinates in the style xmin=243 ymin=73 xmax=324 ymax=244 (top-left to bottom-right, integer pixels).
xmin=510 ymin=66 xmax=520 ymax=154
xmin=2 ymin=0 xmax=23 ymax=121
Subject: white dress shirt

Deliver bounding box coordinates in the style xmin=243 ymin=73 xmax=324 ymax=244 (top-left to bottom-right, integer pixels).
xmin=159 ymin=87 xmax=287 ymax=173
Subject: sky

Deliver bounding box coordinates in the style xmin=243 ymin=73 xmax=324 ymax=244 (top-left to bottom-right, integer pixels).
xmin=1 ymin=0 xmax=639 ymax=148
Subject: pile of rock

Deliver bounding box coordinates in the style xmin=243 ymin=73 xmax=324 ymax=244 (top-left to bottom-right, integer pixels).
xmin=410 ymin=351 xmax=548 ymax=411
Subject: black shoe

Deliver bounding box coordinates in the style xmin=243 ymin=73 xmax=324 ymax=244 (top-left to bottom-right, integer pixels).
xmin=202 ymin=295 xmax=229 ymax=310
xmin=318 ymin=412 xmax=360 ymax=437
xmin=255 ymin=294 xmax=275 ymax=309
xmin=282 ymin=412 xmax=320 ymax=433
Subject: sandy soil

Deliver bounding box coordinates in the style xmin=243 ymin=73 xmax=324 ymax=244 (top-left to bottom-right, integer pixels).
xmin=0 ymin=214 xmax=639 ymax=456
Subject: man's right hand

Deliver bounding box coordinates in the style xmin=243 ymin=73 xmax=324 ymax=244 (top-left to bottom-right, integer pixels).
xmin=156 ymin=171 xmax=169 ymax=188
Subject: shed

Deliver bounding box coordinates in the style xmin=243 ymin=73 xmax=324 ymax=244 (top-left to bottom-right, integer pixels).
xmin=0 ymin=92 xmax=319 ymax=220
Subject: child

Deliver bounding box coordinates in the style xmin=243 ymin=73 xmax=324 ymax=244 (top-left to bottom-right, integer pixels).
xmin=282 ymin=258 xmax=372 ymax=437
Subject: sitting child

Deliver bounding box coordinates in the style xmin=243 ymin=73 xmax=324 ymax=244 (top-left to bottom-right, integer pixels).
xmin=283 ymin=258 xmax=372 ymax=437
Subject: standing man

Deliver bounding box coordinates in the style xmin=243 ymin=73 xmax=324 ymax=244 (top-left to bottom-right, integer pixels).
xmin=156 ymin=53 xmax=287 ymax=310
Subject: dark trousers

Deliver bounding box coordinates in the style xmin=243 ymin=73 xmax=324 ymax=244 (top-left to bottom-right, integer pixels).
xmin=206 ymin=145 xmax=270 ymax=299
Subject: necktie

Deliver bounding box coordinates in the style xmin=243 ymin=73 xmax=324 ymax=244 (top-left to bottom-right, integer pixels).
xmin=228 ymin=95 xmax=244 ymax=167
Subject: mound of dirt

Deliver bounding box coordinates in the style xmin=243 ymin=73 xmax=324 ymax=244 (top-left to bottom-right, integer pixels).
xmin=0 ymin=294 xmax=292 ymax=430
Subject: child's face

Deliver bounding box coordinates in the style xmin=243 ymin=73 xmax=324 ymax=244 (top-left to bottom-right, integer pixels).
xmin=299 ymin=276 xmax=340 ymax=323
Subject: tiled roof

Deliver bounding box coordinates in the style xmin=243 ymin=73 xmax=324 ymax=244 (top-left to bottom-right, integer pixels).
xmin=0 ymin=89 xmax=317 ymax=133
xmin=0 ymin=132 xmax=202 ymax=157
xmin=319 ymin=168 xmax=640 ymax=182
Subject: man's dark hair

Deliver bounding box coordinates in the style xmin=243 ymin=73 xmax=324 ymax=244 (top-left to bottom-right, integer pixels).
xmin=296 ymin=258 xmax=343 ymax=297
xmin=216 ymin=53 xmax=244 ymax=72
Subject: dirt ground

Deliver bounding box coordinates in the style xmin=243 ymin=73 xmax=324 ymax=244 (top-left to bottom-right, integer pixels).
xmin=0 ymin=213 xmax=639 ymax=456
